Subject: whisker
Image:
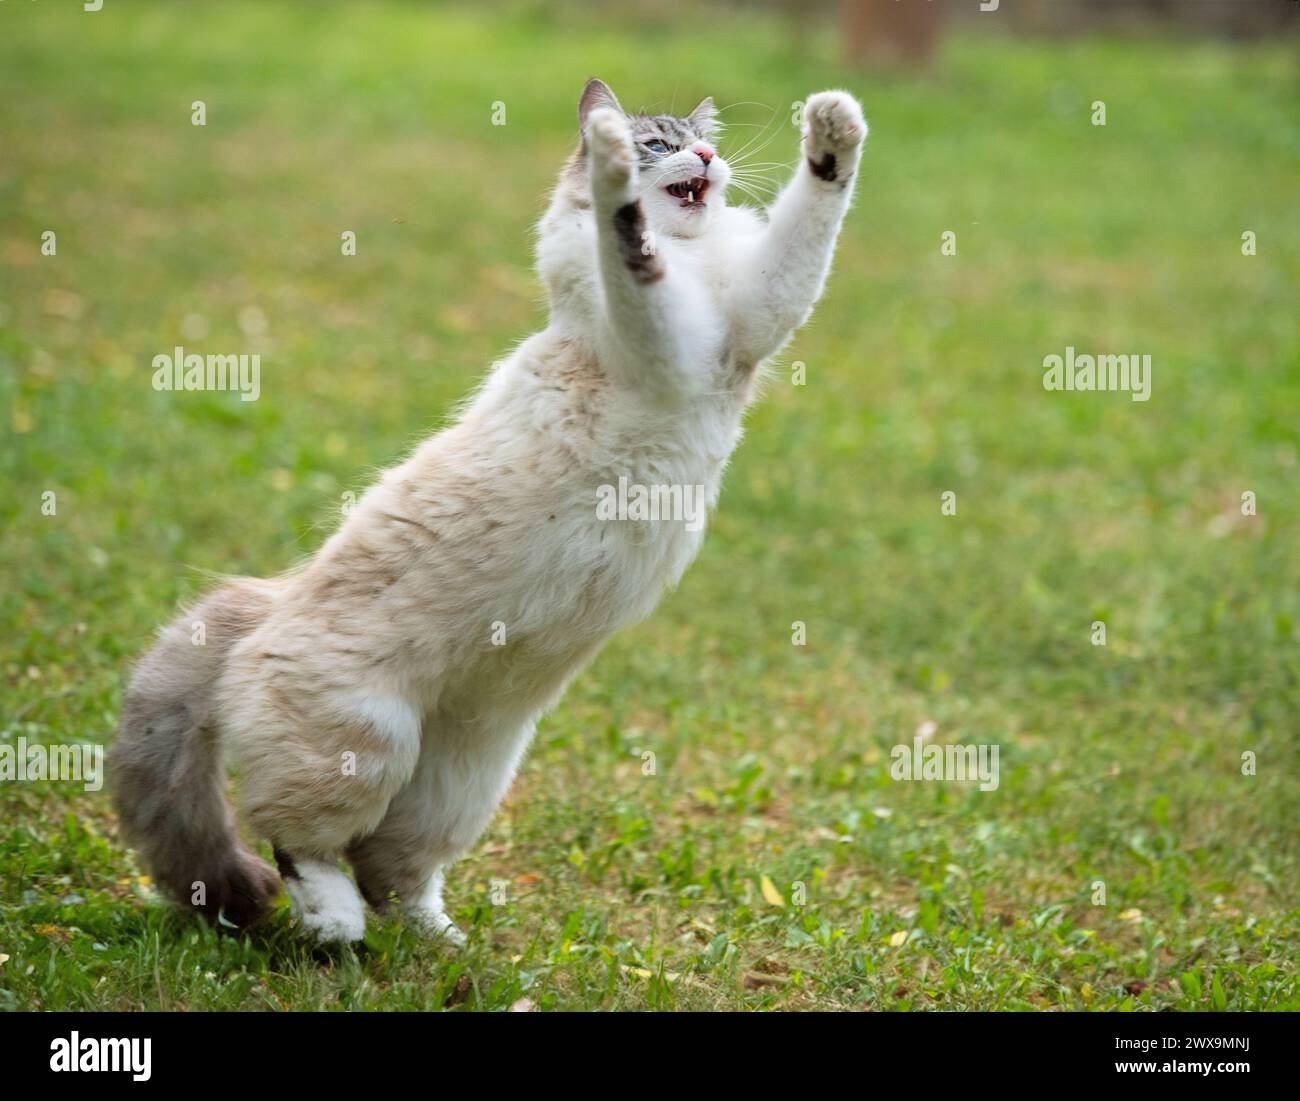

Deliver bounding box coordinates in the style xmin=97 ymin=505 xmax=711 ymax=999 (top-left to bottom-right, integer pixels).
xmin=722 ymin=104 xmax=786 ymax=163
xmin=726 ymin=105 xmax=796 ymax=165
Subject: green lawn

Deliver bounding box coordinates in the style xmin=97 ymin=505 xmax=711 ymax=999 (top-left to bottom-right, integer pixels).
xmin=1 ymin=0 xmax=1297 ymax=1011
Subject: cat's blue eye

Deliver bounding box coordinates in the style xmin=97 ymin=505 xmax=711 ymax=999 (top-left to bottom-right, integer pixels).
xmin=645 ymin=140 xmax=669 ymax=154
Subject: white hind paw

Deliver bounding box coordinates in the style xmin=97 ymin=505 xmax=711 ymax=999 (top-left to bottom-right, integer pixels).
xmin=407 ymin=905 xmax=467 ymax=948
xmin=284 ymin=858 xmax=367 ymax=943
xmin=298 ymin=906 xmax=367 ymax=944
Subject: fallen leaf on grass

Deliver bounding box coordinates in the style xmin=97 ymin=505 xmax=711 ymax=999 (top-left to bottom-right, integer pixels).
xmin=760 ymin=875 xmax=785 ymax=907
xmin=620 ymin=964 xmax=691 ymax=986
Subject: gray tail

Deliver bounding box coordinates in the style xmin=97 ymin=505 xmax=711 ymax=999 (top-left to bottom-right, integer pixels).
xmin=109 ymin=578 xmax=281 ymax=927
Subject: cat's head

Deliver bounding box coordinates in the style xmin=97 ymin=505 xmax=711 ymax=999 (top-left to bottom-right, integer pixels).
xmin=579 ymin=78 xmax=730 ymax=239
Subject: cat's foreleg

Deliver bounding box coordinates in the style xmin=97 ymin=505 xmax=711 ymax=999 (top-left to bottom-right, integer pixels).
xmin=733 ymin=91 xmax=867 ymax=362
xmin=585 ymin=107 xmax=689 ymax=380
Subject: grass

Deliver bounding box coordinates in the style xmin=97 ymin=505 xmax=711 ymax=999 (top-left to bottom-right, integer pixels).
xmin=1 ymin=0 xmax=1298 ymax=1011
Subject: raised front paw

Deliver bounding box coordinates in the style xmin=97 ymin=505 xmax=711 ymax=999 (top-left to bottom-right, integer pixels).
xmin=803 ymin=91 xmax=867 ymax=182
xmin=585 ymin=106 xmax=635 ymax=198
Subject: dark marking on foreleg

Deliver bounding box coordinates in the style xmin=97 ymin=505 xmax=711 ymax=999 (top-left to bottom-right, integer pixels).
xmin=612 ymin=201 xmax=664 ymax=285
xmin=808 ymin=151 xmax=839 ymax=182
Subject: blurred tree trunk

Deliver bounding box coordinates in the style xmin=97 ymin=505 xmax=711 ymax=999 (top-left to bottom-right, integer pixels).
xmin=844 ymin=0 xmax=946 ymax=64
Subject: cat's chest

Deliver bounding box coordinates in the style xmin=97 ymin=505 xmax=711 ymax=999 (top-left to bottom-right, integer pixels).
xmin=508 ymin=403 xmax=733 ymax=639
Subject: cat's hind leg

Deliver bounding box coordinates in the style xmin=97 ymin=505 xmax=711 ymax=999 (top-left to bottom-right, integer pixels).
xmin=346 ymin=812 xmax=466 ymax=947
xmin=401 ymin=868 xmax=463 ymax=947
xmin=223 ymin=666 xmax=424 ymax=943
xmin=346 ymin=710 xmax=536 ymax=947
xmin=274 ymin=849 xmax=367 ymax=944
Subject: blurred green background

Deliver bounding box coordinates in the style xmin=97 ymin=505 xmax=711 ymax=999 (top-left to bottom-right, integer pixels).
xmin=0 ymin=0 xmax=1297 ymax=1010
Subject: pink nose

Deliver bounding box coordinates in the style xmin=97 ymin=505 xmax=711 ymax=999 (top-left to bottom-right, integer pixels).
xmin=693 ymin=145 xmax=714 ymax=164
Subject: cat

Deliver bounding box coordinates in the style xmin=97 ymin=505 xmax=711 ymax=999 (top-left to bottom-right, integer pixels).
xmin=110 ymin=79 xmax=867 ymax=943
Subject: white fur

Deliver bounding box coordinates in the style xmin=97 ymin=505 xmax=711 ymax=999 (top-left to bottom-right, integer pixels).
xmin=405 ymin=870 xmax=467 ymax=947
xmin=211 ymin=88 xmax=866 ymax=942
xmin=283 ymin=858 xmax=367 ymax=943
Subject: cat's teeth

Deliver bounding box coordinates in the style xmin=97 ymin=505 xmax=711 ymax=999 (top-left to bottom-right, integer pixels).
xmin=688 ymin=190 xmax=694 ymax=203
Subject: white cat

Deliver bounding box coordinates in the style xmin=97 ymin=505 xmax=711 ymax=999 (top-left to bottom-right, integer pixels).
xmin=110 ymin=80 xmax=867 ymax=943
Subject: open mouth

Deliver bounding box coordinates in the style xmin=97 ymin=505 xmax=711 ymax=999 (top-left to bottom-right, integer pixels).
xmin=665 ymin=177 xmax=709 ymax=208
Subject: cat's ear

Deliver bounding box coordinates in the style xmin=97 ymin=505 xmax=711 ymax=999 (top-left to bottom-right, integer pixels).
xmin=687 ymin=96 xmax=719 ymax=140
xmin=579 ymin=78 xmax=623 ymax=128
